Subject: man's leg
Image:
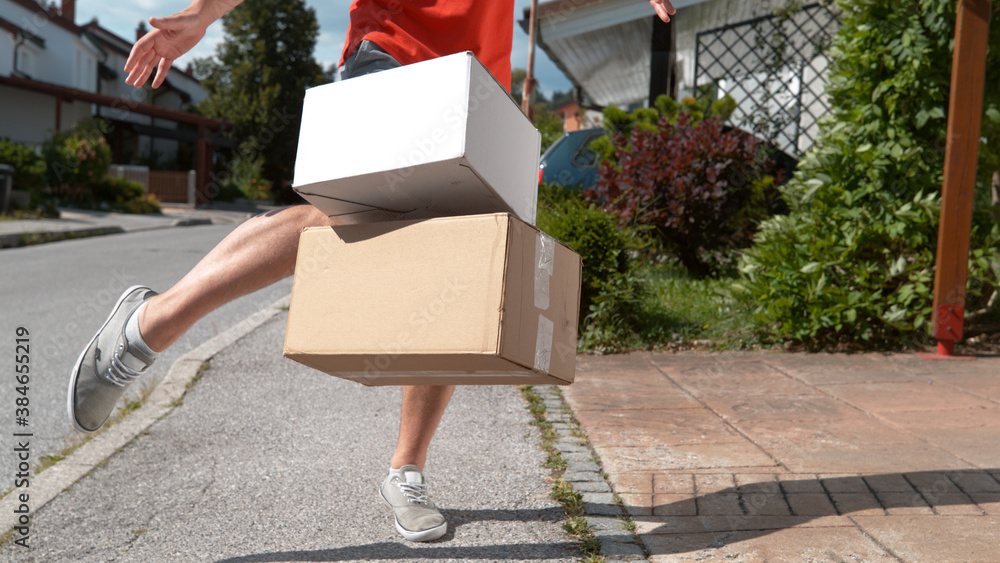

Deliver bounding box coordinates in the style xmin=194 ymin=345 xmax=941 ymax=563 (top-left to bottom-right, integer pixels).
xmin=68 ymin=205 xmax=333 ymax=433
xmin=137 ymin=205 xmax=323 ymax=351
xmin=380 ymin=384 xmax=455 ymax=542
xmin=391 ymin=385 xmax=455 ymax=470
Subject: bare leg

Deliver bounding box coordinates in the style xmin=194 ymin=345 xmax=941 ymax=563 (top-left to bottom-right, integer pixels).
xmin=136 ymin=204 xmax=456 ymax=469
xmin=138 ymin=205 xmax=328 ymax=352
xmin=390 ymin=385 xmax=456 ymax=470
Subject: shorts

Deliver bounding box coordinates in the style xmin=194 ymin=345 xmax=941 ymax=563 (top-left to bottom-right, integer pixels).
xmin=339 ymin=40 xmax=402 ymax=80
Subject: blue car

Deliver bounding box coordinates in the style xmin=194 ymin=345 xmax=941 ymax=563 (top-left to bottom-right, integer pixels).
xmin=538 ymin=128 xmax=606 ymax=190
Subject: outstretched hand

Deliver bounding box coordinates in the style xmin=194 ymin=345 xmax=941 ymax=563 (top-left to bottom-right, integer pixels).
xmin=649 ymin=0 xmax=677 ymax=22
xmin=124 ymin=11 xmax=207 ymax=89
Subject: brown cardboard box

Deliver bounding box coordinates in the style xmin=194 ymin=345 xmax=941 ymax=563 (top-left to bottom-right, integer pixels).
xmin=282 ymin=213 xmax=581 ymax=385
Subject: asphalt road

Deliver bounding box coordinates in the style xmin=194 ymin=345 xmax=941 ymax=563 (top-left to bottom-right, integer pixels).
xmin=0 ymin=224 xmax=294 ymax=488
xmin=0 ymin=314 xmax=577 ymax=562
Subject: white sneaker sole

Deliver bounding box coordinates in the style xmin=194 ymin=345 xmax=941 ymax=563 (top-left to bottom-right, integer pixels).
xmin=66 ymin=285 xmax=146 ymax=434
xmin=379 ymin=485 xmax=448 ymax=542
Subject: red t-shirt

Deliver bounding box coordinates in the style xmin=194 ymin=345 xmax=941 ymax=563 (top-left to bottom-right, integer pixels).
xmin=340 ymin=0 xmax=514 ymax=92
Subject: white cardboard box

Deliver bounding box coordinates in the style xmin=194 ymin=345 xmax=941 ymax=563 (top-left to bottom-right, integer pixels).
xmin=293 ymin=52 xmax=541 ymax=225
xmin=283 ymin=213 xmax=582 ymax=386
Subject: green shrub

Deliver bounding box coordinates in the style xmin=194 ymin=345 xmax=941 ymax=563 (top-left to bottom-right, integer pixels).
xmin=208 ymin=149 xmax=269 ymax=202
xmin=42 ymin=119 xmax=113 ymax=191
xmin=735 ymin=0 xmax=1000 ymax=349
xmin=0 ymin=138 xmax=47 ymax=206
xmin=588 ymin=95 xmax=780 ymax=278
xmin=87 ymin=177 xmax=162 ymax=214
xmin=536 ymin=184 xmax=646 ymax=352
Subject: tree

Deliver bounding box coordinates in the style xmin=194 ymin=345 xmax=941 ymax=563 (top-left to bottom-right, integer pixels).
xmin=194 ymin=0 xmax=325 ymax=195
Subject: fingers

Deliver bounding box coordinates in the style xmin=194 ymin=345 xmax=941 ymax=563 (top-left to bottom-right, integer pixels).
xmin=125 ymin=49 xmax=156 ymax=87
xmin=151 ymin=57 xmax=173 ymax=89
xmin=123 ymin=36 xmax=150 ymax=74
xmin=649 ymin=0 xmax=676 ymax=22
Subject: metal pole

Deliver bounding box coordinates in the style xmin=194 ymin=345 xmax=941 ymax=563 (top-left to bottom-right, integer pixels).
xmin=930 ymin=0 xmax=992 ymax=356
xmin=522 ymin=0 xmax=539 ymax=121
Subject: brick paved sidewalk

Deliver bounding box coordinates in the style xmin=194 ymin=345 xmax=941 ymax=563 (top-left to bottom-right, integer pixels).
xmin=566 ymin=351 xmax=1000 ymax=562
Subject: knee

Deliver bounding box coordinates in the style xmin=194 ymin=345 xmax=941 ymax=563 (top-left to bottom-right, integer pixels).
xmin=254 ymin=204 xmax=330 ymax=228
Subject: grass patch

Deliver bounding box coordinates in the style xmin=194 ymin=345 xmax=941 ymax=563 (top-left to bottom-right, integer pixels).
xmin=634 ymin=261 xmax=760 ymax=350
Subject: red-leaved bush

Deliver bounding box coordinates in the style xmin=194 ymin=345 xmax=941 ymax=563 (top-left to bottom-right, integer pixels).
xmin=586 ymin=113 xmax=779 ymax=277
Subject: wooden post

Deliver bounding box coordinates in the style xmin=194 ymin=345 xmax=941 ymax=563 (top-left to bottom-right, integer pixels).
xmin=930 ymin=0 xmax=992 ymax=356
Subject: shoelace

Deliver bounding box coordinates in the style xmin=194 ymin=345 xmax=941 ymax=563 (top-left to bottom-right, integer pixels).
xmin=397 ymin=480 xmax=429 ymax=504
xmin=104 ymin=341 xmax=145 ymax=388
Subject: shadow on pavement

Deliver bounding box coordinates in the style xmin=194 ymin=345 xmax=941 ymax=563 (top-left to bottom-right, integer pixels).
xmin=214 ymin=507 xmax=575 ymax=562
xmin=627 ymin=469 xmax=1000 ymax=554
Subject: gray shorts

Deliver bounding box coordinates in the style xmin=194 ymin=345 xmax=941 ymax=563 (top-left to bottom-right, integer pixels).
xmin=339 ymin=40 xmax=402 ymax=80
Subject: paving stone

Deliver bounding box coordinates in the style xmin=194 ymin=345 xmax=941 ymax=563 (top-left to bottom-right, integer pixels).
xmin=865 ymin=472 xmax=917 ymax=493
xmin=786 ymin=493 xmax=838 ymax=516
xmin=852 ymin=515 xmax=1000 ymax=562
xmin=694 ymin=473 xmax=736 ymax=494
xmin=949 ymin=471 xmax=1000 ymax=492
xmin=563 ymin=451 xmax=594 ymax=462
xmin=592 ymin=525 xmax=634 ymax=542
xmin=567 ymin=460 xmax=601 ymax=473
xmin=599 ymin=538 xmax=645 ymax=558
xmin=777 ymin=473 xmax=825 ymax=493
xmin=877 ymin=492 xmax=934 ymax=515
xmin=653 ymin=493 xmax=697 ymax=516
xmin=642 ymin=525 xmax=893 ymax=561
xmin=905 ymin=471 xmax=965 ymax=495
xmin=830 ymin=493 xmax=884 ymax=516
xmin=741 ymin=492 xmax=792 ymax=516
xmin=586 ymin=516 xmax=627 ymax=531
xmin=969 ymin=492 xmax=1000 ymax=515
xmin=695 ymin=493 xmax=742 ymax=515
xmin=583 ymin=492 xmax=622 ymax=516
xmin=654 ymin=473 xmax=694 ymax=493
xmin=585 ymin=502 xmax=623 ymax=516
xmin=821 ymin=474 xmax=870 ymax=493
xmin=574 ymin=480 xmax=612 ymax=493
xmin=636 ymin=515 xmax=850 ymax=536
xmin=617 ymin=493 xmax=652 ymax=516
xmin=564 ymin=470 xmax=602 ymax=483
xmin=926 ymin=493 xmax=985 ymax=515
xmin=555 ymin=443 xmax=588 ymax=453
xmin=822 ymin=381 xmax=997 ymax=413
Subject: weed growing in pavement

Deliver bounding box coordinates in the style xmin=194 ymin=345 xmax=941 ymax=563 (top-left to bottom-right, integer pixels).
xmin=520 ymin=385 xmax=604 ymax=561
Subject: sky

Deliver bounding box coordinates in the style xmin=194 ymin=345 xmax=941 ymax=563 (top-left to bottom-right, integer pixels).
xmin=74 ymin=0 xmax=574 ymax=97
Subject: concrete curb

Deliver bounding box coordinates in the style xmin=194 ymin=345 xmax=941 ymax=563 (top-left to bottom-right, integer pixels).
xmin=0 ymin=227 xmax=125 ymax=249
xmin=537 ymin=385 xmax=648 ymax=562
xmin=0 ymin=293 xmax=292 ymax=535
xmin=0 ymin=217 xmax=215 ymax=249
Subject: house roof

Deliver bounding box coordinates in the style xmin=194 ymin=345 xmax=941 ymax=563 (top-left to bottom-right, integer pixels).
xmin=521 ymin=0 xmax=709 ymax=107
xmin=0 ymin=73 xmax=226 ymax=129
xmin=0 ymin=15 xmax=45 ymax=47
xmin=8 ymin=0 xmax=81 ymax=35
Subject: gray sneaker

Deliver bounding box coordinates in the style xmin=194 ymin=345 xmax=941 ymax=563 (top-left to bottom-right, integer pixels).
xmin=67 ymin=286 xmax=158 ymax=433
xmin=379 ymin=465 xmax=448 ymax=542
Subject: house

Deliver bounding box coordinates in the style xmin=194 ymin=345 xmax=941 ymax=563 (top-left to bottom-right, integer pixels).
xmin=0 ymin=0 xmax=228 ymax=203
xmin=521 ymin=0 xmax=839 ymax=156
xmin=553 ymin=100 xmax=602 ymax=132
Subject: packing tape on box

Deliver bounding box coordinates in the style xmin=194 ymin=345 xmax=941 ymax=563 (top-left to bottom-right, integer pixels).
xmin=534 ymin=314 xmax=554 ymax=372
xmin=535 ymin=232 xmax=555 ymax=310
